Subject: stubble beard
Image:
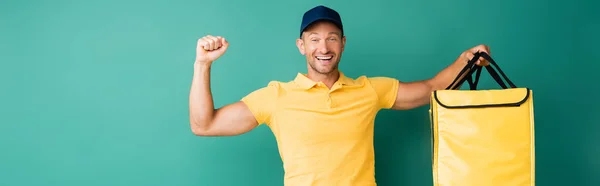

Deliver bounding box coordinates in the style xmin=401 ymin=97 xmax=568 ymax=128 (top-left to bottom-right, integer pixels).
xmin=308 ymin=58 xmax=339 ymax=75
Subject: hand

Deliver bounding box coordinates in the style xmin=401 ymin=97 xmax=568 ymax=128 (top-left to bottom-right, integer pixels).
xmin=195 ymin=35 xmax=229 ymax=65
xmin=460 ymin=44 xmax=491 ymax=66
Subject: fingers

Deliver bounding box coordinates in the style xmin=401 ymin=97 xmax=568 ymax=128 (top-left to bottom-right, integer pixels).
xmin=208 ymin=35 xmax=221 ymax=50
xmin=205 ymin=35 xmax=219 ymax=50
xmin=464 ymin=52 xmax=474 ymax=61
xmin=466 ymin=44 xmax=491 ymax=66
xmin=463 ymin=49 xmax=484 ymax=66
xmin=198 ymin=35 xmax=225 ymax=51
xmin=197 ymin=37 xmax=210 ymax=51
xmin=220 ymin=37 xmax=229 ymax=47
xmin=469 ymin=44 xmax=491 ymax=55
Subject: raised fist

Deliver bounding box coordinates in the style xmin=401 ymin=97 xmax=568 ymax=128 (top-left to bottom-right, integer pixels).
xmin=195 ymin=35 xmax=229 ymax=65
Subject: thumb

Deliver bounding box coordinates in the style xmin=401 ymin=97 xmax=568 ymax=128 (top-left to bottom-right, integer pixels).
xmin=220 ymin=37 xmax=229 ymax=50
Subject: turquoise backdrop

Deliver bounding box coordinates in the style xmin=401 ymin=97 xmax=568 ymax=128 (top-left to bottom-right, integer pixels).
xmin=2 ymin=0 xmax=599 ymax=185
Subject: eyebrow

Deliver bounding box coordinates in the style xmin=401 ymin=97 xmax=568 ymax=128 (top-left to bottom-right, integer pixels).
xmin=307 ymin=32 xmax=342 ymax=36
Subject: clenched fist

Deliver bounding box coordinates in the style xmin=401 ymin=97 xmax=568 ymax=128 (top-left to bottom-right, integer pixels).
xmin=460 ymin=44 xmax=491 ymax=66
xmin=195 ymin=35 xmax=229 ymax=65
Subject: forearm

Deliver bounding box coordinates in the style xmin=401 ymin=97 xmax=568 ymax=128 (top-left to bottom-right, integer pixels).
xmin=189 ymin=63 xmax=215 ymax=132
xmin=391 ymin=45 xmax=489 ymax=110
xmin=427 ymin=55 xmax=470 ymax=91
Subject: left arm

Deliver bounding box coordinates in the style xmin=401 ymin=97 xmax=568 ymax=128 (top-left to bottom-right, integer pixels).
xmin=390 ymin=44 xmax=490 ymax=110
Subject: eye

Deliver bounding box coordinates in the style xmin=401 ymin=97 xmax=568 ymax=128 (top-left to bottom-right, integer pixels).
xmin=328 ymin=37 xmax=338 ymax=41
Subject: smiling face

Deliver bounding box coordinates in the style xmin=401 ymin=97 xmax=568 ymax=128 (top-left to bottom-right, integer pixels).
xmin=296 ymin=20 xmax=346 ymax=75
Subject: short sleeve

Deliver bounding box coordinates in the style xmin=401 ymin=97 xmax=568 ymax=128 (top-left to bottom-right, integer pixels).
xmin=240 ymin=82 xmax=279 ymax=125
xmin=368 ymin=77 xmax=399 ymax=109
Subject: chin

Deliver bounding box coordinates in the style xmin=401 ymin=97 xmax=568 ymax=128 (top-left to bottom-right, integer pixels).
xmin=308 ymin=58 xmax=339 ymax=74
xmin=316 ymin=66 xmax=338 ymax=74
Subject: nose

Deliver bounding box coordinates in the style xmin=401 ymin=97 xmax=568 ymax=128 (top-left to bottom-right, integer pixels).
xmin=318 ymin=40 xmax=329 ymax=54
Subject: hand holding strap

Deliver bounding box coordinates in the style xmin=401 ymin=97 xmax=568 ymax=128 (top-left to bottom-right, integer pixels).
xmin=445 ymin=52 xmax=517 ymax=90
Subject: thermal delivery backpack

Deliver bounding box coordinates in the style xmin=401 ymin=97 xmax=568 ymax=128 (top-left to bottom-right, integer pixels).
xmin=429 ymin=52 xmax=535 ymax=186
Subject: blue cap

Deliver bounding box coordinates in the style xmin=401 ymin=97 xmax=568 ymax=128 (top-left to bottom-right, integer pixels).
xmin=300 ymin=5 xmax=343 ymax=37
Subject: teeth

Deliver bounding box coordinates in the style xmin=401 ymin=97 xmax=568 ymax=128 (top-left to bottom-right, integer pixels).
xmin=316 ymin=56 xmax=332 ymax=60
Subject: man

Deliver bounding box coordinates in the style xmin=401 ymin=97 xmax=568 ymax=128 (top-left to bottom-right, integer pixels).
xmin=189 ymin=5 xmax=490 ymax=186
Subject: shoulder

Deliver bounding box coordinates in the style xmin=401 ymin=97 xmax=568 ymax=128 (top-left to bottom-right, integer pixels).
xmin=345 ymin=75 xmax=398 ymax=83
xmin=243 ymin=79 xmax=296 ymax=99
xmin=366 ymin=76 xmax=398 ymax=83
xmin=265 ymin=79 xmax=295 ymax=92
xmin=355 ymin=76 xmax=399 ymax=89
xmin=247 ymin=81 xmax=283 ymax=96
xmin=342 ymin=75 xmax=399 ymax=94
xmin=335 ymin=74 xmax=399 ymax=89
xmin=363 ymin=76 xmax=399 ymax=108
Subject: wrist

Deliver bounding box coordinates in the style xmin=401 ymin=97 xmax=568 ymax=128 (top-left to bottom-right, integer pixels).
xmin=194 ymin=61 xmax=212 ymax=70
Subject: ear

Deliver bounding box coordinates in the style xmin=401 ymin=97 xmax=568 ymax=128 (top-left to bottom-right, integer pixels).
xmin=341 ymin=36 xmax=346 ymax=52
xmin=296 ymin=38 xmax=306 ymax=55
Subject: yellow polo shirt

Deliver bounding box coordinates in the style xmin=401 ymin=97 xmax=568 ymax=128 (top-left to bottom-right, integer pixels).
xmin=241 ymin=72 xmax=399 ymax=186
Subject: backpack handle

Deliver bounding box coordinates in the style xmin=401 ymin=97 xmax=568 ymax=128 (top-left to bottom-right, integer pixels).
xmin=446 ymin=51 xmax=517 ymax=90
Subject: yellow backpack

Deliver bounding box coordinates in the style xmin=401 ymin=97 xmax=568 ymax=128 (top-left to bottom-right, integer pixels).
xmin=430 ymin=52 xmax=535 ymax=186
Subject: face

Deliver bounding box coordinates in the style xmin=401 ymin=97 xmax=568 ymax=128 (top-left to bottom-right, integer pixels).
xmin=296 ymin=21 xmax=346 ymax=75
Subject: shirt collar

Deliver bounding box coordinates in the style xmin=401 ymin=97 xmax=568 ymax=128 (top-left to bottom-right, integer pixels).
xmin=294 ymin=71 xmax=355 ymax=90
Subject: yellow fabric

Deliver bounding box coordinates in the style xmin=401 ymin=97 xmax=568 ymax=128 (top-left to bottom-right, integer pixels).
xmin=429 ymin=87 xmax=535 ymax=186
xmin=241 ymin=72 xmax=398 ymax=186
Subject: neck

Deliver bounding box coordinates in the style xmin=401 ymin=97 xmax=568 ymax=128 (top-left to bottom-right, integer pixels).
xmin=306 ymin=69 xmax=340 ymax=89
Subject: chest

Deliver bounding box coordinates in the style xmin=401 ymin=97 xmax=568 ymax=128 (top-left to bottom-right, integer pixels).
xmin=269 ymin=88 xmax=380 ymax=141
